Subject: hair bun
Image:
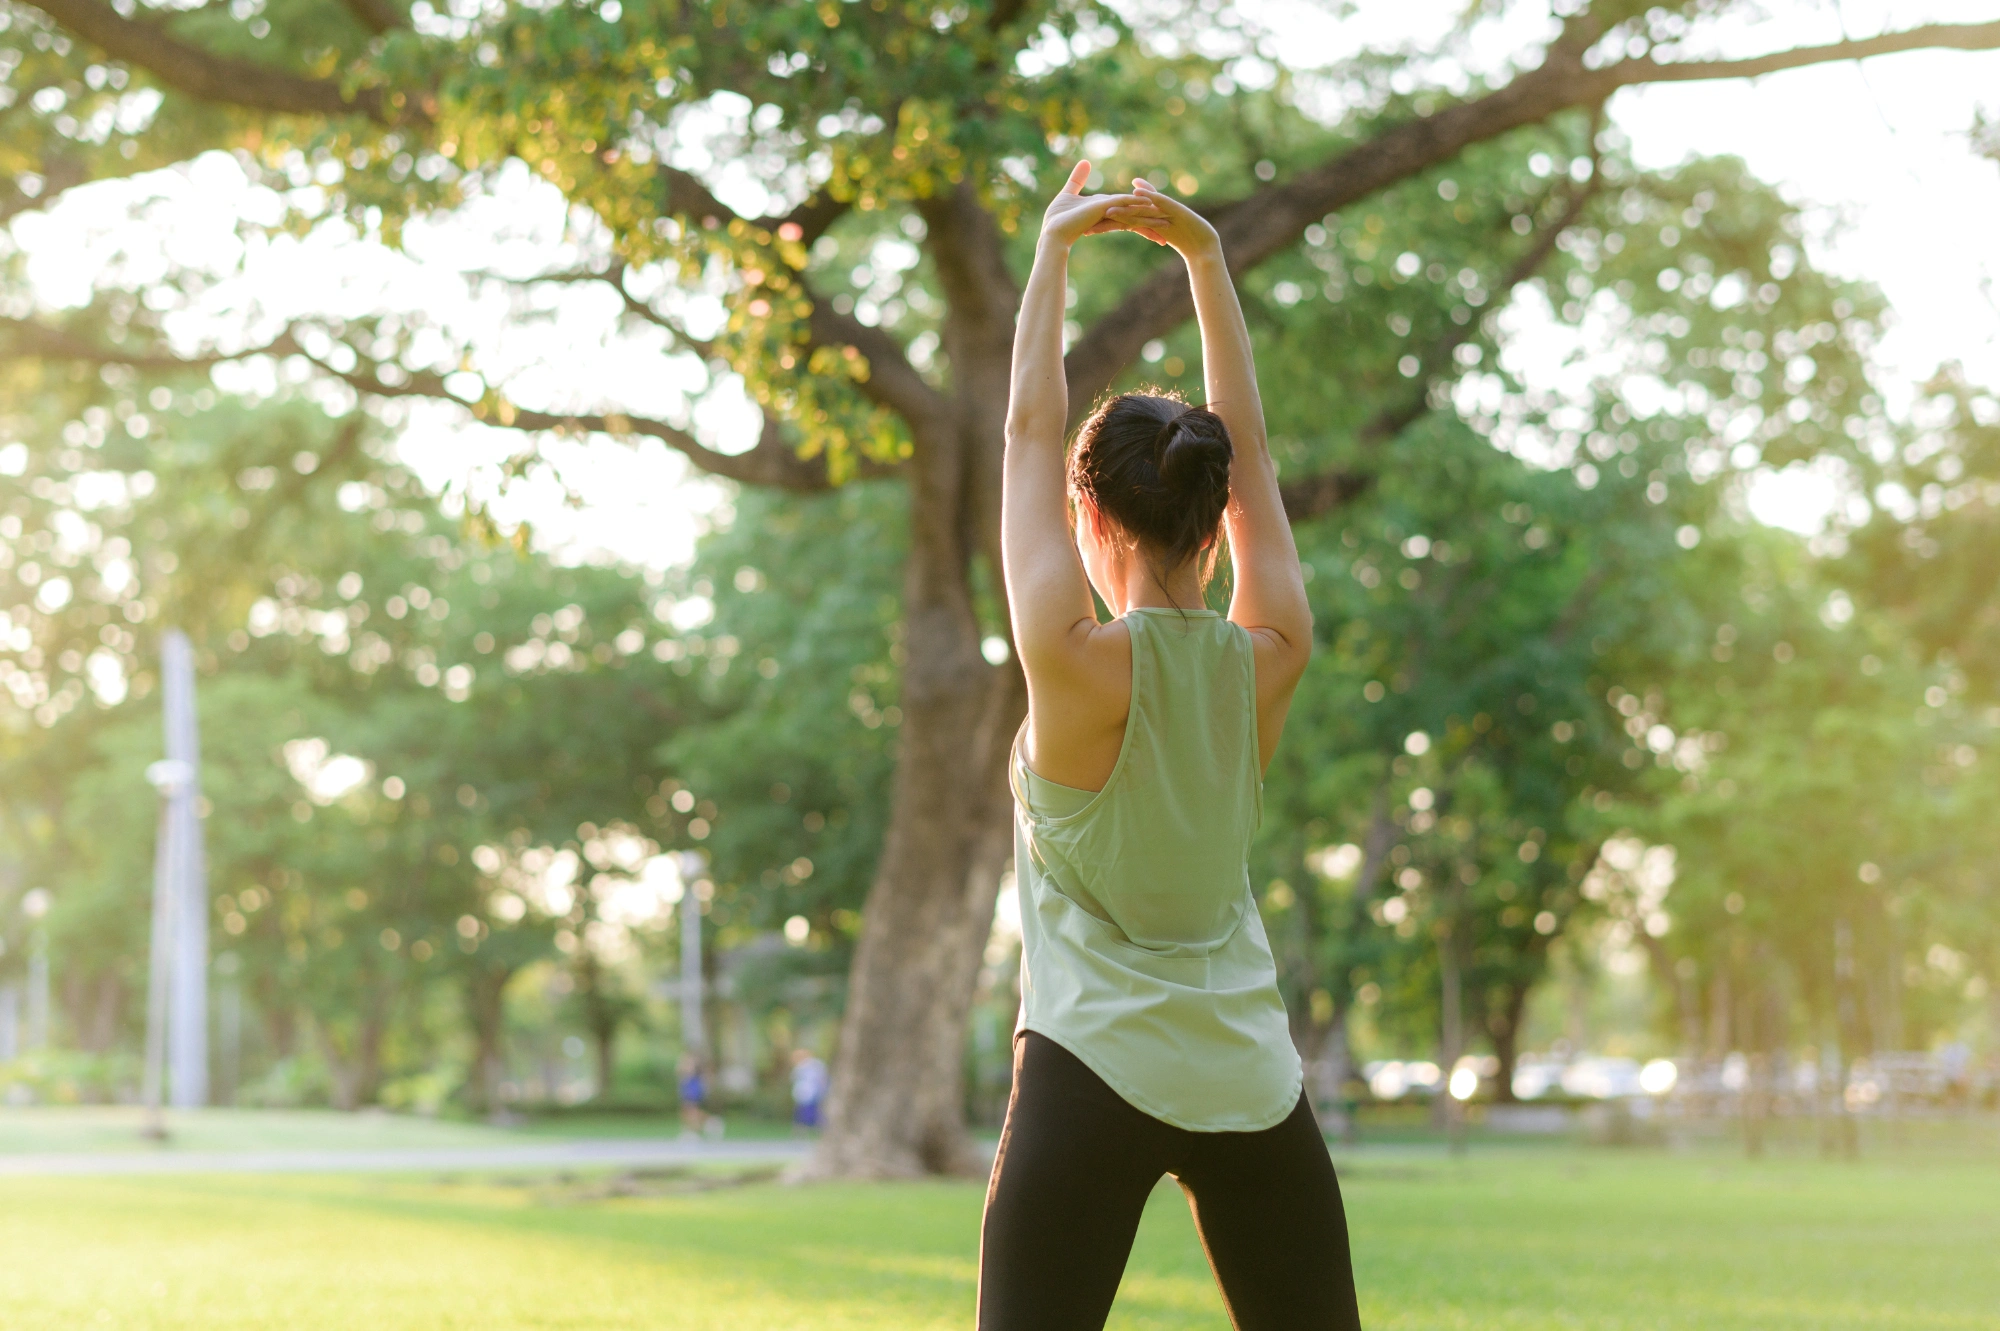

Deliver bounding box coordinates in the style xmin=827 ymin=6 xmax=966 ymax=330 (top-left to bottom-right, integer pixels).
xmin=1068 ymin=391 xmax=1235 ymax=580
xmin=1157 ymin=408 xmax=1233 ymax=501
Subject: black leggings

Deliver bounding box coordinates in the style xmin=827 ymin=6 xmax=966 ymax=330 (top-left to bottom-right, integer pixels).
xmin=978 ymin=1031 xmax=1362 ymax=1330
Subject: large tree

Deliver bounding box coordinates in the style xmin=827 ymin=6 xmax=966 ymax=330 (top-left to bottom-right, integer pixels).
xmin=5 ymin=0 xmax=1998 ymax=1174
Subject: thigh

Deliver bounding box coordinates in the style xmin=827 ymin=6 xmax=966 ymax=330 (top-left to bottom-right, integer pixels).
xmin=978 ymin=1032 xmax=1169 ymax=1331
xmin=1174 ymin=1094 xmax=1362 ymax=1331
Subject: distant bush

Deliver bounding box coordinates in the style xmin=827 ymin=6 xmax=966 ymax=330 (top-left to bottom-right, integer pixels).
xmin=0 ymin=1050 xmax=141 ymax=1105
xmin=234 ymin=1056 xmax=333 ymax=1109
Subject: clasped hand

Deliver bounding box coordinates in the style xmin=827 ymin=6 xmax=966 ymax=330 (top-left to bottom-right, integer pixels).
xmin=1038 ymin=160 xmax=1217 ymax=260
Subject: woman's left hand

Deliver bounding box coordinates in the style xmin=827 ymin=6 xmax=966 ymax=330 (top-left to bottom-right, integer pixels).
xmin=1039 ymin=161 xmax=1155 ymax=249
xmin=1107 ymin=178 xmax=1215 ymax=258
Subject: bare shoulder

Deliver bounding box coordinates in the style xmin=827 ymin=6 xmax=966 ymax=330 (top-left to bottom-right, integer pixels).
xmin=1020 ymin=617 xmax=1132 ymax=790
xmin=1021 ymin=614 xmax=1131 ymax=705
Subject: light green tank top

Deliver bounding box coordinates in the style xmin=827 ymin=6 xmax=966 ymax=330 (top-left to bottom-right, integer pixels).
xmin=1011 ymin=607 xmax=1302 ymax=1132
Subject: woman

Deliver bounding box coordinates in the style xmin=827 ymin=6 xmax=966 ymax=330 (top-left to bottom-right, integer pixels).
xmin=981 ymin=162 xmax=1362 ymax=1330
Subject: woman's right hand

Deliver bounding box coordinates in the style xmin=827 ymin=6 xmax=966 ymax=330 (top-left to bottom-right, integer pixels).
xmin=1039 ymin=160 xmax=1151 ymax=250
xmin=1107 ymin=178 xmax=1220 ymax=262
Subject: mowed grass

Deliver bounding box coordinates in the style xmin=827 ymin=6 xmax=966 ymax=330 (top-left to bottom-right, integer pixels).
xmin=4 ymin=1140 xmax=1999 ymax=1329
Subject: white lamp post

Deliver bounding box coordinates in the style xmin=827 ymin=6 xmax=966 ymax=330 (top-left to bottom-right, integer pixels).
xmin=20 ymin=887 xmax=49 ymax=1051
xmin=142 ymin=755 xmax=193 ymax=1138
xmin=160 ymin=631 xmax=208 ymax=1109
xmin=676 ymin=850 xmax=707 ymax=1059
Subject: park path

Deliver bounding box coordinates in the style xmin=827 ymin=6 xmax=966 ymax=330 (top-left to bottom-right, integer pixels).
xmin=0 ymin=1137 xmax=812 ymax=1178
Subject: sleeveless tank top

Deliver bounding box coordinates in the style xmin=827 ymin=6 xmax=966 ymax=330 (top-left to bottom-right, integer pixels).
xmin=1011 ymin=607 xmax=1302 ymax=1132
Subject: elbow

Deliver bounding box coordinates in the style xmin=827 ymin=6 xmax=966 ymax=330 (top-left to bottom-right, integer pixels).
xmin=1287 ymin=605 xmax=1316 ymax=666
xmin=1004 ymin=415 xmax=1058 ymax=453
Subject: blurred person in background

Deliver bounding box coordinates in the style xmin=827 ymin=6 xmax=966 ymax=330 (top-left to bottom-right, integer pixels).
xmin=791 ymin=1048 xmax=829 ymax=1133
xmin=677 ymin=1053 xmax=707 ymax=1139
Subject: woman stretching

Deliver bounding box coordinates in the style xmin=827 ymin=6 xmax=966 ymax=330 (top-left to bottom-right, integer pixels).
xmin=981 ymin=161 xmax=1362 ymax=1330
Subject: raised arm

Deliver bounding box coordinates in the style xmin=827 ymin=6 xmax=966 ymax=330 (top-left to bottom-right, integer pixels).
xmin=1002 ymin=162 xmax=1145 ymax=670
xmin=1128 ymin=179 xmax=1315 ymax=755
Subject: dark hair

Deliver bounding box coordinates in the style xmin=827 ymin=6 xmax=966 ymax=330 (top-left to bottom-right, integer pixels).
xmin=1068 ymin=391 xmax=1233 ymax=585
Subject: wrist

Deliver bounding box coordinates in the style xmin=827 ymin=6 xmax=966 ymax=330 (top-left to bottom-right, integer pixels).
xmin=1183 ymin=238 xmax=1225 ymax=270
xmin=1035 ymin=233 xmax=1074 ymax=262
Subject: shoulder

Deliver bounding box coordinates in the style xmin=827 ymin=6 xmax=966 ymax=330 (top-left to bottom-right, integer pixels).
xmin=1021 ymin=614 xmax=1131 ymax=699
xmin=1019 ymin=615 xmax=1132 ymax=751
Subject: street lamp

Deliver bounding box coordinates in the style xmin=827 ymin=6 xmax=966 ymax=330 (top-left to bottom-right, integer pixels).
xmin=19 ymin=888 xmax=49 ymax=1051
xmin=142 ymin=756 xmax=194 ymax=1139
xmin=136 ymin=627 xmax=212 ymax=1130
xmin=676 ymin=850 xmax=708 ymax=1061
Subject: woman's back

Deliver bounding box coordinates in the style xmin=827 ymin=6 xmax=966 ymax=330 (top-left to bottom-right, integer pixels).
xmin=1013 ymin=607 xmax=1300 ymax=1133
xmin=1018 ymin=608 xmax=1259 ymax=945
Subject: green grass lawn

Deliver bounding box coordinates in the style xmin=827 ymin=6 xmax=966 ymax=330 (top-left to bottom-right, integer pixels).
xmin=4 ymin=1137 xmax=1999 ymax=1329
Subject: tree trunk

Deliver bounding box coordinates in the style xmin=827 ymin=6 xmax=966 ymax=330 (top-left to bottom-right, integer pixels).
xmin=804 ymin=542 xmax=1023 ymax=1176
xmin=1827 ymin=918 xmax=1861 ymax=1159
xmin=1282 ymin=842 xmax=1343 ymax=1128
xmin=319 ymin=993 xmax=390 ymax=1111
xmin=264 ymin=997 xmax=298 ymax=1061
xmin=574 ymin=951 xmax=621 ymax=1102
xmin=87 ymin=972 xmax=123 ymax=1053
xmin=592 ymin=1021 xmax=616 ymax=1101
xmin=805 ymin=183 xmax=1025 ymax=1179
xmin=463 ymin=964 xmax=514 ymax=1117
xmin=1433 ymin=885 xmax=1467 ymax=1152
xmin=1873 ymin=921 xmax=1906 ymax=1052
xmin=1319 ymin=782 xmax=1399 ymax=1141
xmin=1488 ymin=978 xmax=1531 ymax=1104
xmin=1707 ymin=970 xmax=1732 ymax=1060
xmin=1740 ymin=948 xmax=1783 ymax=1160
xmin=1316 ymin=1007 xmax=1356 ymax=1139
xmin=1742 ymin=1015 xmax=1769 ymax=1159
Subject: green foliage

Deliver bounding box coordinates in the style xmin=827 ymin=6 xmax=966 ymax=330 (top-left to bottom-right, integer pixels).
xmin=662 ymin=482 xmax=905 ymax=957
xmin=0 ymin=386 xmax=708 ymax=1104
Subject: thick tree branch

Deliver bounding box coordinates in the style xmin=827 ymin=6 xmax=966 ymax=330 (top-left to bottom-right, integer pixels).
xmin=0 ymin=315 xmax=291 ymax=368
xmin=0 ymin=151 xmax=94 ymax=224
xmin=661 ymin=166 xmax=848 ymax=244
xmin=339 ymin=0 xmax=405 ymax=35
xmin=807 ymin=297 xmax=951 ymax=432
xmin=660 ymin=166 xmax=737 ymax=231
xmin=1278 ymin=469 xmax=1374 ymax=523
xmin=986 ymin=0 xmax=1032 ymax=34
xmin=780 ymin=192 xmax=851 ymax=248
xmin=301 ymin=353 xmax=865 ymax=492
xmin=1067 ymin=17 xmax=2000 ymax=412
xmin=654 ymin=168 xmax=940 ymax=428
xmin=2 ymin=314 xmax=892 ymax=492
xmin=26 ymin=0 xmax=389 ymax=118
xmin=481 ymin=260 xmax=947 ymax=435
xmin=473 ymin=260 xmax=721 ymax=358
xmin=914 ymin=179 xmax=1023 ymax=568
xmin=1599 ymin=21 xmax=2000 ymax=87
